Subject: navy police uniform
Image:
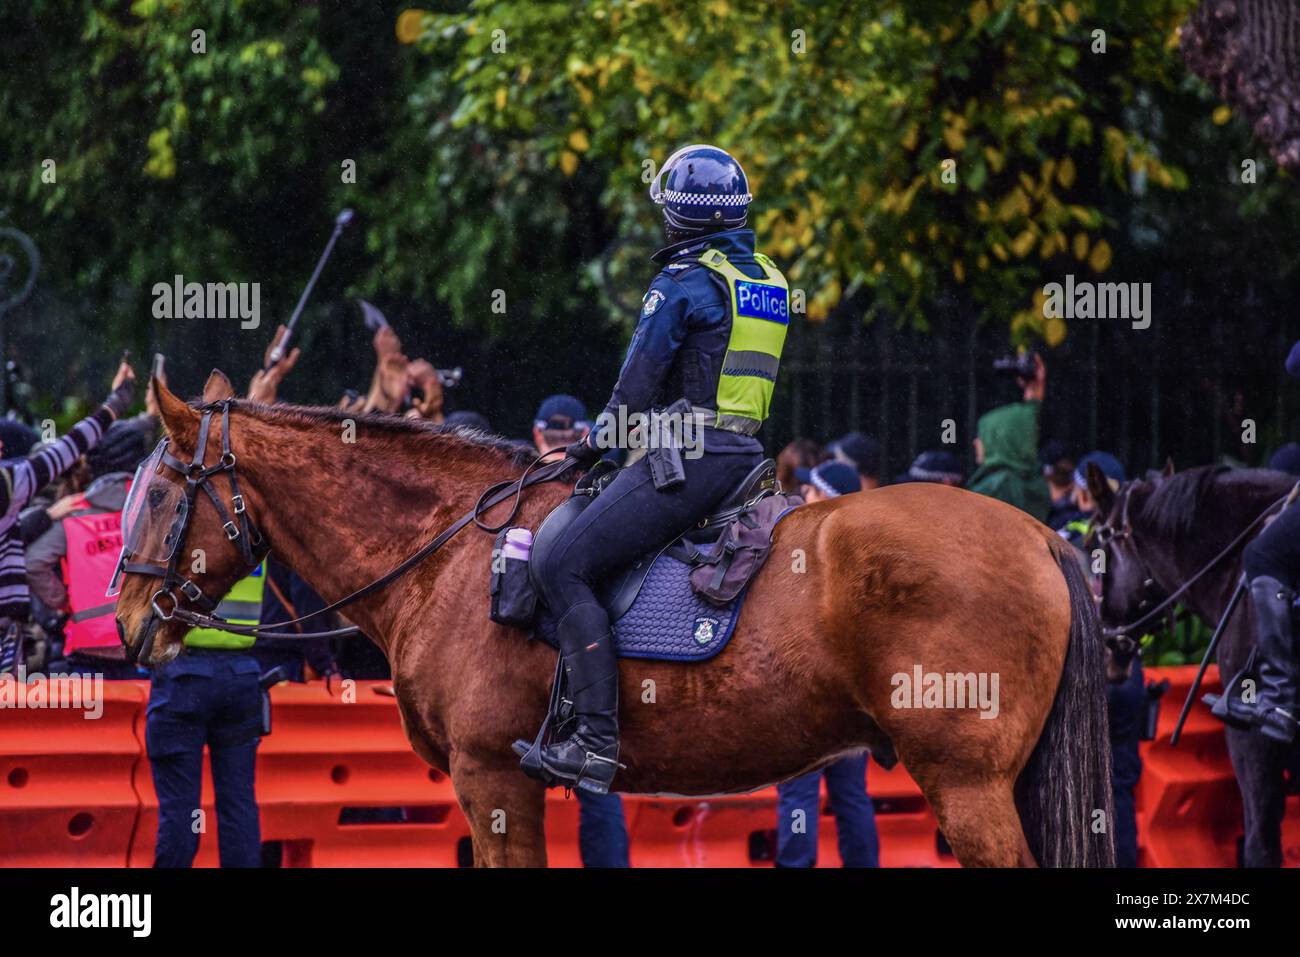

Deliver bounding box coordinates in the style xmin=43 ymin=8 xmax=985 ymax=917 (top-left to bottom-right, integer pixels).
xmin=146 ymin=648 xmax=263 ymax=867
xmin=531 ymin=232 xmax=769 ymax=736
xmin=1233 ymin=339 xmax=1300 ymax=742
xmin=522 ymin=145 xmax=788 ymax=794
xmin=146 ymin=568 xmax=268 ymax=867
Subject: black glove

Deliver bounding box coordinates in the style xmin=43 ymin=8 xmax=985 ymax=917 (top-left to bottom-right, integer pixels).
xmin=103 ymin=379 xmax=135 ymax=419
xmin=564 ymin=439 xmax=602 ymax=469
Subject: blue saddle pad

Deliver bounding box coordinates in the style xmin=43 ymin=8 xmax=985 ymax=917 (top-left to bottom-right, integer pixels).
xmin=535 ymin=553 xmax=744 ymax=662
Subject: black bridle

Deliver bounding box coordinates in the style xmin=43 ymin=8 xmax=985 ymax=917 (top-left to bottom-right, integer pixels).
xmin=1089 ymin=479 xmax=1296 ymax=640
xmin=120 ymin=400 xmax=573 ymax=665
xmin=1086 ymin=482 xmax=1167 ymax=640
xmin=123 ymin=402 xmax=268 ymax=638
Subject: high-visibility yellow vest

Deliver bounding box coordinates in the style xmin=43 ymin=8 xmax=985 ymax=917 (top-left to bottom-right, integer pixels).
xmin=698 ymin=248 xmax=790 ymax=435
xmin=183 ymin=562 xmax=265 ymax=650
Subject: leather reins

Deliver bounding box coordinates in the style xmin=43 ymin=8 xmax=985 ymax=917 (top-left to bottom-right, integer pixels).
xmin=121 ymin=400 xmax=573 ymax=662
xmin=1092 ymin=481 xmax=1297 ymax=638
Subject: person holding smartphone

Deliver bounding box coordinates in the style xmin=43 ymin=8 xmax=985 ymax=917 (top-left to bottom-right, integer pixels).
xmin=0 ymin=360 xmax=134 ymax=673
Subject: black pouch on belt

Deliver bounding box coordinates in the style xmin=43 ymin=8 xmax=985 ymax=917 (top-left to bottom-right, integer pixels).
xmin=647 ymin=398 xmax=690 ymax=491
xmin=258 ymin=666 xmax=286 ymax=736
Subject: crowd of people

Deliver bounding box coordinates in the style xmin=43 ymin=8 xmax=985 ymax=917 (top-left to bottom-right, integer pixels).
xmin=771 ymin=350 xmax=1300 ymax=868
xmin=0 ymin=317 xmax=654 ymax=866
xmin=4 ymin=134 xmax=1297 ymax=871
xmin=2 ymin=320 xmax=1297 ymax=868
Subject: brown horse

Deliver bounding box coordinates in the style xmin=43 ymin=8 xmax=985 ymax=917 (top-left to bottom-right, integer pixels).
xmin=115 ymin=372 xmax=1114 ymax=867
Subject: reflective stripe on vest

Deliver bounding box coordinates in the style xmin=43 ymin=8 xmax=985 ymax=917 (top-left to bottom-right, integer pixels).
xmin=697 ymin=248 xmax=790 ymax=435
xmin=61 ymin=498 xmax=126 ymax=654
xmin=183 ymin=561 xmax=266 ymax=650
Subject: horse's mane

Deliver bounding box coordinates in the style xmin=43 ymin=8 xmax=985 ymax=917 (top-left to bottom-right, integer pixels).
xmin=1139 ymin=464 xmax=1290 ymax=538
xmin=228 ymin=399 xmax=537 ymax=470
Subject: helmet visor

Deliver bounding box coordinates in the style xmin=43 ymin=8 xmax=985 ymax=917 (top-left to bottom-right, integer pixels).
xmin=648 ymin=143 xmax=713 ymax=205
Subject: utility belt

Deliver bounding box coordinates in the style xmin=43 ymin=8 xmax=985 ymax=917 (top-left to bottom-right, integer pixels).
xmin=624 ymin=398 xmax=758 ymax=491
xmin=156 ymin=650 xmax=285 ymax=737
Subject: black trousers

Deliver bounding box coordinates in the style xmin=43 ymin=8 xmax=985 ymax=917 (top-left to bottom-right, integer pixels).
xmin=535 ymin=451 xmax=762 ymax=623
xmin=1244 ymin=501 xmax=1300 ymax=589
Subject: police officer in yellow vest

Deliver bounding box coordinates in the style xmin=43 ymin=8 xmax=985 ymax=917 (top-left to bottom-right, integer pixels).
xmin=145 ymin=563 xmax=267 ymax=867
xmin=525 ymin=145 xmax=789 ymax=794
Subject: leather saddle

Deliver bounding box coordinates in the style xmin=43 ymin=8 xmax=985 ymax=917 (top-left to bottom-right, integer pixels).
xmin=529 ymin=458 xmax=778 ymax=622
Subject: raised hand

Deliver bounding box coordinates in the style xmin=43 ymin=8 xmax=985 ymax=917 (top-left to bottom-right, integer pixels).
xmin=249 ymin=324 xmax=302 ymax=404
xmin=406 ymin=358 xmax=444 ymax=420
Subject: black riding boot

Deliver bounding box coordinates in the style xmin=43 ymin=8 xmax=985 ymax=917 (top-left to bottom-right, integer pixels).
xmin=1248 ymin=576 xmax=1299 ymax=743
xmin=530 ymin=602 xmax=622 ymax=794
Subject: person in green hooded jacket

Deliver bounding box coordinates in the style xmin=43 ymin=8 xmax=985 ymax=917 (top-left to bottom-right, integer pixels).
xmin=965 ymin=354 xmax=1050 ymax=522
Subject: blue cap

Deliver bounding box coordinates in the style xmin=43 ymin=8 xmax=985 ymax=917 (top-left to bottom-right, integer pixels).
xmin=794 ymin=461 xmax=862 ymax=498
xmin=445 ymin=409 xmax=492 ymax=433
xmin=827 ymin=432 xmax=881 ymax=479
xmin=1039 ymin=438 xmax=1077 ymax=468
xmin=534 ymin=394 xmax=590 ymax=431
xmin=897 ymin=450 xmax=965 ymax=485
xmin=0 ymin=419 xmax=38 ymax=460
xmin=1074 ymin=450 xmax=1126 ymax=490
xmin=1269 ymin=442 xmax=1300 ymax=476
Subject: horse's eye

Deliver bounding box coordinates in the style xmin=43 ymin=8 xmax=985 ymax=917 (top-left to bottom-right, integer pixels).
xmin=148 ymin=487 xmax=167 ymax=509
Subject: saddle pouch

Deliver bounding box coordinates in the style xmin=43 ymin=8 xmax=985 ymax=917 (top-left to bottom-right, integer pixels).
xmin=686 ymin=496 xmax=790 ymax=606
xmin=490 ymin=527 xmax=538 ymax=628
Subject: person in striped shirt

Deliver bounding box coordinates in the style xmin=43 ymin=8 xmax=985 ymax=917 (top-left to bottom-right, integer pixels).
xmin=0 ymin=361 xmax=134 ymax=672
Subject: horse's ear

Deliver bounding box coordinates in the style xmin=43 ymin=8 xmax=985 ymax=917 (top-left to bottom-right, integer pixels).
xmin=202 ymin=369 xmax=236 ymax=404
xmin=153 ymin=375 xmax=199 ymax=450
xmin=1162 ymin=457 xmax=1175 ymax=477
xmin=1086 ymin=461 xmax=1116 ymax=513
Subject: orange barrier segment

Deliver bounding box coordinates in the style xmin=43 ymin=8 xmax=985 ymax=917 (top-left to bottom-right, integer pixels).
xmin=0 ymin=680 xmax=147 ymax=867
xmin=5 ymin=664 xmax=1297 ymax=867
xmin=1136 ymin=665 xmax=1300 ymax=868
xmin=129 ymin=680 xmax=469 ymax=867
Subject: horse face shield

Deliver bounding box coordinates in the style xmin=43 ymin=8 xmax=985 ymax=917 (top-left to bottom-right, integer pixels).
xmin=107 ymin=440 xmax=189 ymax=596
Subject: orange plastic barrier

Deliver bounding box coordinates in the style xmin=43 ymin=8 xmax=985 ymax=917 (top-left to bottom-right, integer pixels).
xmin=1136 ymin=665 xmax=1300 ymax=867
xmin=4 ymin=665 xmax=1298 ymax=867
xmin=0 ymin=679 xmax=147 ymax=866
xmin=129 ymin=680 xmax=470 ymax=867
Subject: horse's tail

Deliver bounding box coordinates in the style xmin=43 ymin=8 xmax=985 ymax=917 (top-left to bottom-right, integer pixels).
xmin=1015 ymin=539 xmax=1116 ymax=867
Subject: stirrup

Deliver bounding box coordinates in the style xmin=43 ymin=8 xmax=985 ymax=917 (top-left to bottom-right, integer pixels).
xmin=1203 ymin=691 xmax=1255 ymax=730
xmin=537 ymin=746 xmax=625 ymax=796
xmin=513 ymin=738 xmax=559 ymax=787
xmin=1206 ymin=651 xmax=1261 ymax=730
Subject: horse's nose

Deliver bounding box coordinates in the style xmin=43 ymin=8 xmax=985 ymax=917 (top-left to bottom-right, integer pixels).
xmin=116 ymin=616 xmax=126 ymax=648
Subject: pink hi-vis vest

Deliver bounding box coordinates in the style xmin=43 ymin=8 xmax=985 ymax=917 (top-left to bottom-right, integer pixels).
xmin=60 ymin=490 xmax=128 ymax=654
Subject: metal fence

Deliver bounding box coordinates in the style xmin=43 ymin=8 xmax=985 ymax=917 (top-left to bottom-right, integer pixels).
xmin=770 ymin=292 xmax=1299 ymax=481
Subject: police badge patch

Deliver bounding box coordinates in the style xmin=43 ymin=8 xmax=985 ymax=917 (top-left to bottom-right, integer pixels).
xmin=693 ymin=617 xmax=718 ymax=645
xmin=641 ymin=289 xmax=665 ymax=317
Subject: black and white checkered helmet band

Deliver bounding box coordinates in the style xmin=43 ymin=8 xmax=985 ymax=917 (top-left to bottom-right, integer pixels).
xmin=657 ymin=190 xmax=753 ymax=206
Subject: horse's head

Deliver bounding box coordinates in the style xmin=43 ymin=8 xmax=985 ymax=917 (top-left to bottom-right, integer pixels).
xmin=1087 ymin=459 xmax=1176 ymax=683
xmin=114 ymin=369 xmax=267 ymax=666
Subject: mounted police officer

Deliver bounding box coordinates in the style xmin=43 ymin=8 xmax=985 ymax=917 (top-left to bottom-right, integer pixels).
xmin=522 ymin=144 xmax=790 ymax=794
xmin=1235 ymin=338 xmax=1300 ymax=742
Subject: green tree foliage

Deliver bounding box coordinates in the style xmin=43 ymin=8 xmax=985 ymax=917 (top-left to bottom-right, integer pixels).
xmin=2 ymin=0 xmax=1299 ymax=447
xmin=413 ymin=0 xmax=1221 ymax=339
xmin=2 ymin=0 xmax=339 ymax=317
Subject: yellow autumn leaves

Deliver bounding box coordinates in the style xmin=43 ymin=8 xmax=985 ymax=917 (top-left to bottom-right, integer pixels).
xmin=560 ymin=130 xmax=590 ymax=176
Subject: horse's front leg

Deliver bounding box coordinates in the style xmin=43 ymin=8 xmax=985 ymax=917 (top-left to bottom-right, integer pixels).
xmin=450 ymin=750 xmax=548 ymax=867
xmin=1226 ymin=726 xmax=1288 ymax=867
